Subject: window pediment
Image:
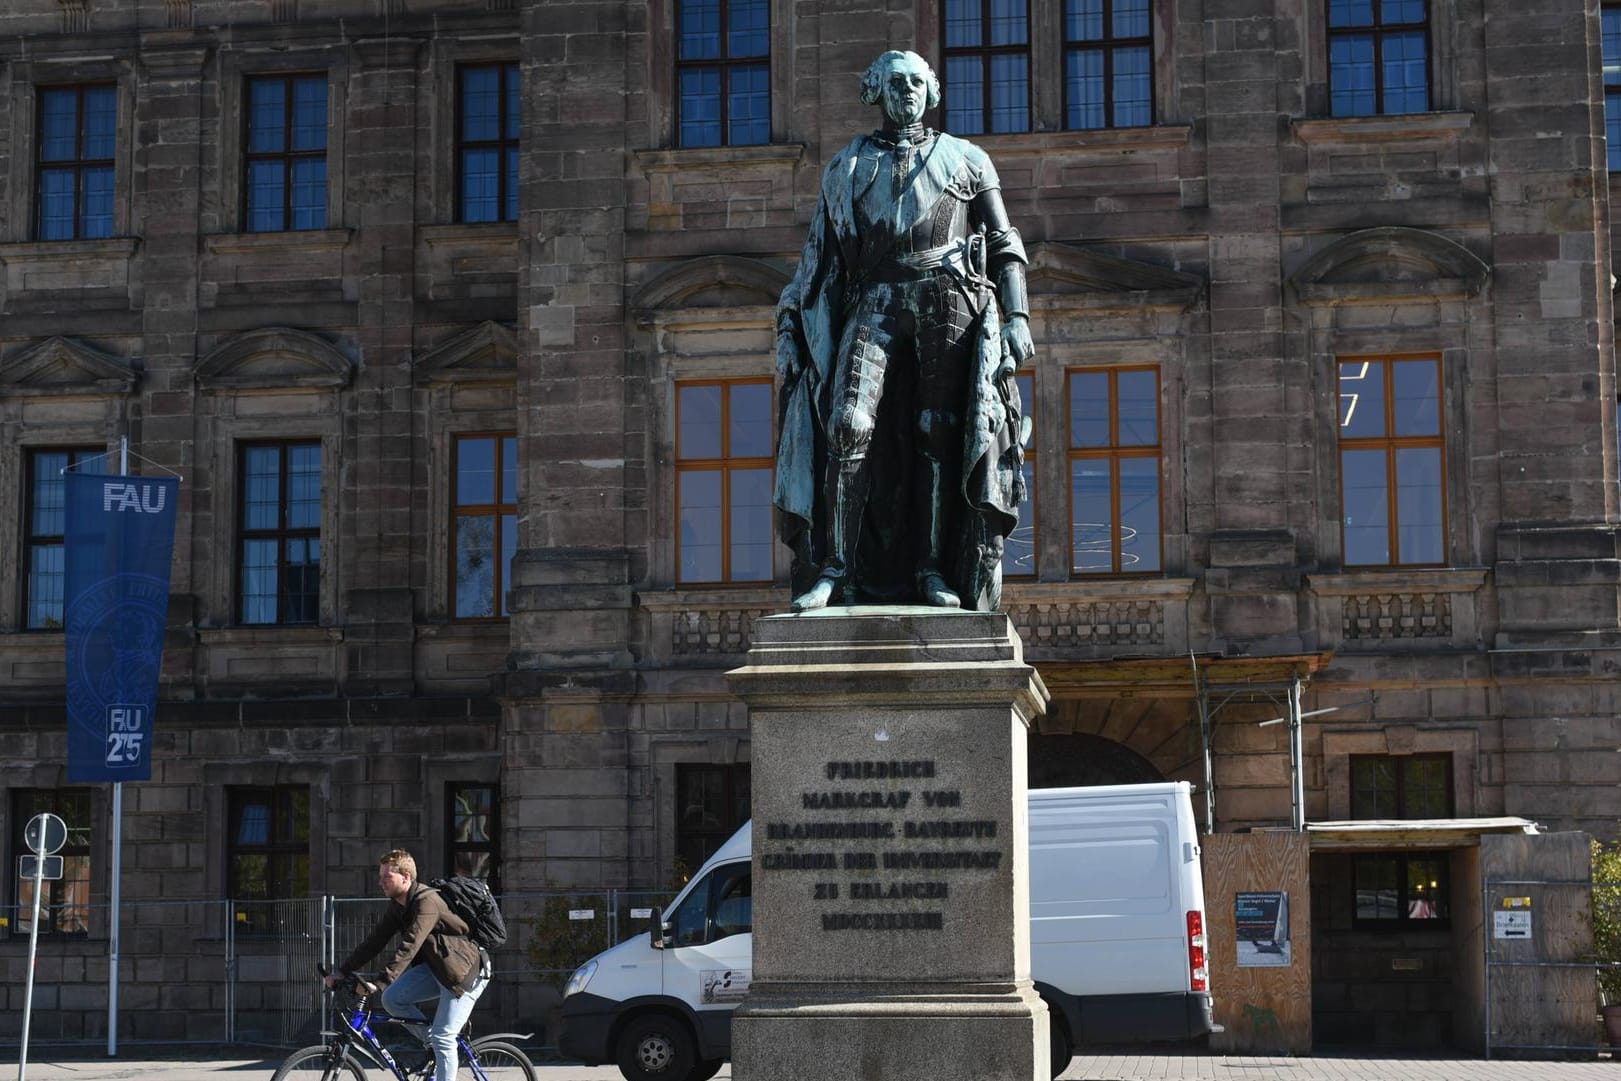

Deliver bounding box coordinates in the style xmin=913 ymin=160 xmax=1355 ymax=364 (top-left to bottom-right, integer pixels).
xmin=633 ymin=255 xmax=791 ymax=313
xmin=0 ymin=335 xmax=137 ymax=397
xmin=195 ymin=327 xmax=354 ymax=390
xmin=1025 ymin=242 xmax=1204 ymax=313
xmin=1290 ymin=227 xmax=1489 ymax=304
xmin=414 ymin=321 xmax=518 ymax=385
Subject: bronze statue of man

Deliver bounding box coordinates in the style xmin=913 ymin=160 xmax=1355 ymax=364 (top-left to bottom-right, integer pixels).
xmin=773 ymin=49 xmax=1033 ymax=613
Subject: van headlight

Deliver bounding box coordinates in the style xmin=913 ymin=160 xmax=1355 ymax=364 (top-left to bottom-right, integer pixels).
xmin=563 ymin=960 xmax=597 ymax=998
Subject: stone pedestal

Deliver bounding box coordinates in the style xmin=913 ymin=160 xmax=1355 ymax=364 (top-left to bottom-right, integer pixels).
xmin=726 ymin=607 xmax=1050 ymax=1081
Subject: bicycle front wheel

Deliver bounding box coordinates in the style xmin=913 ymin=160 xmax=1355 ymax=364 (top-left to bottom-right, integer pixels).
xmin=271 ymin=1044 xmax=369 ymax=1081
xmin=466 ymin=1038 xmax=537 ymax=1081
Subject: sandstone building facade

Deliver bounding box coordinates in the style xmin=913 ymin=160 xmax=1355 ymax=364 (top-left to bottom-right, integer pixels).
xmin=0 ymin=0 xmax=1617 ymax=1052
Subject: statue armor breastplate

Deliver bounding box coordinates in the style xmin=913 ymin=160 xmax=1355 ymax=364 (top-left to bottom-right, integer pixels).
xmin=855 ymin=137 xmax=972 ymax=278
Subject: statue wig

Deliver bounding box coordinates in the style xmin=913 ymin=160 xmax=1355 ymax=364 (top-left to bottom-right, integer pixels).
xmin=859 ymin=50 xmax=941 ymax=111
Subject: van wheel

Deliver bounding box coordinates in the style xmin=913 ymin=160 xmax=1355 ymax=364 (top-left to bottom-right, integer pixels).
xmin=689 ymin=1059 xmax=724 ymax=1081
xmin=1049 ymin=1016 xmax=1073 ymax=1080
xmin=617 ymin=1014 xmax=697 ymax=1081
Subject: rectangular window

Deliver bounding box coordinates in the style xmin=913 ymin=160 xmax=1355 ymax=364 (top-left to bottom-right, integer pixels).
xmin=244 ymin=73 xmax=328 ymax=232
xmin=943 ymin=0 xmax=1032 ymax=135
xmin=452 ymin=433 xmax=518 ymax=619
xmin=11 ymin=789 xmax=92 ymax=937
xmin=676 ymin=379 xmax=774 ymax=584
xmin=238 ymin=441 xmax=322 ymax=625
xmin=1328 ymin=0 xmax=1429 ymax=117
xmin=458 ymin=63 xmax=520 ymax=223
xmin=228 ymin=786 xmax=309 ymax=933
xmin=675 ymin=764 xmax=751 ymax=878
xmin=446 ymin=782 xmax=499 ymax=890
xmin=1338 ymin=355 xmax=1444 ymax=566
xmin=1004 ymin=371 xmax=1037 ymax=577
xmin=1353 ymin=852 xmax=1449 ymax=927
xmin=22 ymin=447 xmax=101 ymax=630
xmin=1605 ymin=3 xmax=1621 ymax=171
xmin=676 ymin=0 xmax=770 ymax=147
xmin=1350 ymin=754 xmax=1453 ymax=818
xmin=36 ymin=83 xmax=117 ymax=241
xmin=1064 ymin=0 xmax=1154 ymax=129
xmin=1068 ymin=367 xmax=1161 ymax=575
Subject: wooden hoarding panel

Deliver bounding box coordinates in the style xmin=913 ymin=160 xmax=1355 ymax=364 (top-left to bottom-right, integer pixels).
xmin=1481 ymin=832 xmax=1593 ymax=1053
xmin=1205 ymin=832 xmax=1312 ymax=1053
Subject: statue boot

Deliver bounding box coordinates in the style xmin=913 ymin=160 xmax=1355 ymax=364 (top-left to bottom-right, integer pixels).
xmin=915 ymin=455 xmax=962 ymax=609
xmin=791 ymin=459 xmax=863 ymax=612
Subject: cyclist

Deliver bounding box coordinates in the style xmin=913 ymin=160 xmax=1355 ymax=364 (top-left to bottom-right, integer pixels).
xmin=326 ymin=848 xmax=490 ymax=1081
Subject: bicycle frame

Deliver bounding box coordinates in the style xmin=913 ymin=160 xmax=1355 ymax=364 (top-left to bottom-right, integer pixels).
xmin=326 ymin=994 xmax=484 ymax=1081
xmin=311 ymin=969 xmax=535 ymax=1081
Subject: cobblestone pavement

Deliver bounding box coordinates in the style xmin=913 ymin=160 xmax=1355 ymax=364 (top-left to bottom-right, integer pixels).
xmin=10 ymin=1051 xmax=1621 ymax=1080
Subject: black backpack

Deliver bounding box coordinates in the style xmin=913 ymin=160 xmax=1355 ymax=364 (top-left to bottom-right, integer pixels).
xmin=429 ymin=875 xmax=508 ymax=949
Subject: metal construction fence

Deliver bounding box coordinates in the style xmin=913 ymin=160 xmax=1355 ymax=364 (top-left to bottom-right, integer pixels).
xmin=0 ymin=888 xmax=677 ymax=1051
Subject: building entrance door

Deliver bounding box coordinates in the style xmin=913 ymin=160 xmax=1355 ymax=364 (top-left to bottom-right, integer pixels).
xmin=1309 ymin=849 xmax=1461 ymax=1049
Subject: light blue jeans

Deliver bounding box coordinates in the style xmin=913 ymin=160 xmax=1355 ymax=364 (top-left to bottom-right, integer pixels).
xmin=381 ymin=962 xmax=489 ymax=1081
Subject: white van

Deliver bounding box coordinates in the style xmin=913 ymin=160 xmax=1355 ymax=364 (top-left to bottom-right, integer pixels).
xmin=560 ymin=782 xmax=1212 ymax=1081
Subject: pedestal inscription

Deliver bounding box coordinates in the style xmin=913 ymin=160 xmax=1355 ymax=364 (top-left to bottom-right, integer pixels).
xmin=728 ymin=608 xmax=1050 ymax=1081
xmin=775 ymin=761 xmax=991 ymax=932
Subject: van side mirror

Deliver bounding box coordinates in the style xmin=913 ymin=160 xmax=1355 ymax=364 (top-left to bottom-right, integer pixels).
xmin=650 ymin=907 xmax=667 ymax=949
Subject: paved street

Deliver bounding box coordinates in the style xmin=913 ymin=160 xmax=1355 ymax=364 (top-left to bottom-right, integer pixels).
xmin=9 ymin=1051 xmax=1621 ymax=1081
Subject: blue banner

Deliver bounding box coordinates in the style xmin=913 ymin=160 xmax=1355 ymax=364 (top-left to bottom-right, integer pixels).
xmin=64 ymin=472 xmax=179 ymax=783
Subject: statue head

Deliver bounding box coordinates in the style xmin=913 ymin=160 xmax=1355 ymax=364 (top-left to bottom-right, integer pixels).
xmin=860 ymin=50 xmax=940 ymax=127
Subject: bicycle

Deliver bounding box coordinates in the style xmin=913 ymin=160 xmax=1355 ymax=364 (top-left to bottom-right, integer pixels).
xmin=271 ymin=966 xmax=537 ymax=1081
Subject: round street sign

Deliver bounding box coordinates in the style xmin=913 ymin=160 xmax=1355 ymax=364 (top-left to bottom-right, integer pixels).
xmin=24 ymin=813 xmax=67 ymax=856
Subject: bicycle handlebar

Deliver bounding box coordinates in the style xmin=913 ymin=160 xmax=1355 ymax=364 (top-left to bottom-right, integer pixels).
xmin=316 ymin=963 xmax=378 ymax=995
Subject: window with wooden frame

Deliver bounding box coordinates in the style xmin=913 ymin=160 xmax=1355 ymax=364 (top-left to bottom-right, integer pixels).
xmin=1067 ymin=366 xmax=1161 ymax=575
xmin=452 ymin=433 xmax=517 ymax=619
xmin=676 ymin=379 xmax=773 ymax=584
xmin=1350 ymin=754 xmax=1453 ymax=819
xmin=244 ymin=73 xmax=328 ymax=232
xmin=22 ymin=447 xmax=101 ymax=630
xmin=446 ymin=782 xmax=499 ymax=890
xmin=227 ymin=786 xmax=309 ymax=931
xmin=674 ymin=763 xmax=751 ymax=879
xmin=238 ymin=441 xmax=322 ymax=625
xmin=1337 ymin=355 xmax=1445 ymax=567
xmin=1605 ymin=2 xmax=1621 ymax=171
xmin=457 ymin=63 xmax=520 ymax=223
xmin=943 ymin=0 xmax=1033 ymax=135
xmin=1353 ymin=852 xmax=1449 ymax=927
xmin=1003 ymin=371 xmax=1037 ymax=578
xmin=1327 ymin=0 xmax=1429 ymax=117
xmin=11 ymin=788 xmax=92 ymax=937
xmin=676 ymin=0 xmax=770 ymax=148
xmin=35 ymin=83 xmax=117 ymax=241
xmin=1064 ymin=0 xmax=1154 ymax=129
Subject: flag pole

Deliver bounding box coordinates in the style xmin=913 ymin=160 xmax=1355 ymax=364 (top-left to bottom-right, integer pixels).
xmin=108 ymin=435 xmax=126 ymax=1058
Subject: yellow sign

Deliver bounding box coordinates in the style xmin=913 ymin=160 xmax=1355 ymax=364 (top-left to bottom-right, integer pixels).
xmin=1502 ymin=896 xmax=1532 ymax=908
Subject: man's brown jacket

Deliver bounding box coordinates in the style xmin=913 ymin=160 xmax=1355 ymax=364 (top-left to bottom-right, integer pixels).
xmin=340 ymin=880 xmax=483 ymax=995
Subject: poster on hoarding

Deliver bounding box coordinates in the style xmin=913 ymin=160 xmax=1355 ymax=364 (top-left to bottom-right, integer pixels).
xmin=1235 ymin=890 xmax=1291 ymax=967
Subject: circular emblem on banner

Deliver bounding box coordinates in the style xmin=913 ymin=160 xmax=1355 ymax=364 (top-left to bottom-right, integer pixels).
xmin=66 ymin=573 xmax=168 ymax=731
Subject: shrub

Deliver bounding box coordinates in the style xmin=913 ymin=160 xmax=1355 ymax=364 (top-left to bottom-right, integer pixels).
xmin=1592 ymin=839 xmax=1621 ymax=1005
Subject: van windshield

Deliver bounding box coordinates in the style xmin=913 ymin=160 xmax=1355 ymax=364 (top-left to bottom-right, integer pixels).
xmin=666 ymin=864 xmax=752 ymax=947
